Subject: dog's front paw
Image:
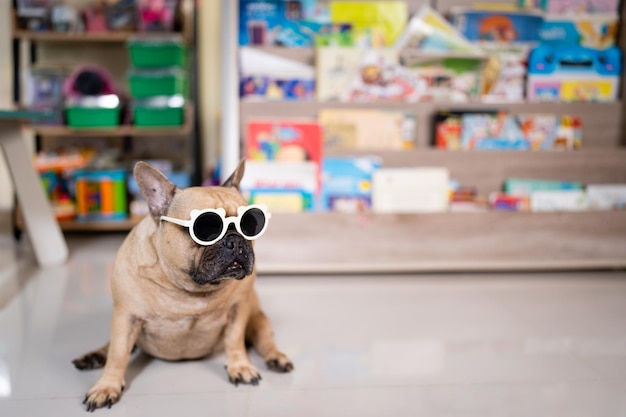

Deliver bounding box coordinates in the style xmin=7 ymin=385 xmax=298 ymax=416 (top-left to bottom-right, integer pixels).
xmin=266 ymin=352 xmax=294 ymax=373
xmin=83 ymin=378 xmax=125 ymax=412
xmin=73 ymin=352 xmax=107 ymax=371
xmin=225 ymin=362 xmax=261 ymax=386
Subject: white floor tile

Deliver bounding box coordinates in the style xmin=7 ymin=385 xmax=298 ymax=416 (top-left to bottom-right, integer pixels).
xmin=0 ymin=225 xmax=625 ymax=416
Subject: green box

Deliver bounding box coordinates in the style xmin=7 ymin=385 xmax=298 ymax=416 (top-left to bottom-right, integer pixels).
xmin=128 ymin=68 xmax=187 ymax=98
xmin=133 ymin=96 xmax=185 ymax=127
xmin=128 ymin=37 xmax=187 ymax=68
xmin=65 ymin=106 xmax=120 ymax=129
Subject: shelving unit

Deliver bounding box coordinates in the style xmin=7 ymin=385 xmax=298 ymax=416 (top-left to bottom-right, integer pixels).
xmin=32 ymin=104 xmax=194 ymax=137
xmin=222 ymin=0 xmax=626 ymax=273
xmin=10 ymin=1 xmax=199 ymax=233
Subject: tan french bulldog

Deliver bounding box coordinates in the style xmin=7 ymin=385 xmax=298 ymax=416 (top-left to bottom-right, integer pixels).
xmin=72 ymin=161 xmax=293 ymax=412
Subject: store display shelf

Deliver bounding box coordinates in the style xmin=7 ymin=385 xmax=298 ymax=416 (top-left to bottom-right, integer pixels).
xmin=328 ymin=148 xmax=626 ymax=196
xmin=255 ymin=211 xmax=626 ymax=274
xmin=32 ymin=105 xmax=194 ymax=137
xmin=241 ymin=101 xmax=624 ymax=147
xmin=241 ymin=100 xmax=624 ymax=114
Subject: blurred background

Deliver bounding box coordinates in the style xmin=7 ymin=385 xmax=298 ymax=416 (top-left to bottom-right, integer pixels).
xmin=2 ymin=0 xmax=625 ymax=273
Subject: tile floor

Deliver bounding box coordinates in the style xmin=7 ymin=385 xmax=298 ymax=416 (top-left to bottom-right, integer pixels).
xmin=0 ymin=215 xmax=625 ymax=416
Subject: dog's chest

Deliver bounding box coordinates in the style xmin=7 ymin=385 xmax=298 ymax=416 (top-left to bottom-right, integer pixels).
xmin=137 ymin=310 xmax=229 ymax=360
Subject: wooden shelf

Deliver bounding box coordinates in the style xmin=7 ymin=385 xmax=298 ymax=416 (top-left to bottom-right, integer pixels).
xmin=240 ymin=101 xmax=625 ymax=148
xmin=327 ymin=149 xmax=626 ymax=196
xmin=255 ymin=211 xmax=626 ymax=274
xmin=12 ymin=30 xmax=180 ymax=42
xmin=31 ymin=105 xmax=194 ymax=137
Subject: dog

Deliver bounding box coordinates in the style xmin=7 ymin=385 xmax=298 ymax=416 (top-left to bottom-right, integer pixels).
xmin=72 ymin=160 xmax=293 ymax=412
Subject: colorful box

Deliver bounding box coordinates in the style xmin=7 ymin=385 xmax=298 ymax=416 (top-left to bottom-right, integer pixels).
xmin=539 ymin=14 xmax=619 ymax=49
xmin=527 ymin=45 xmax=621 ymax=102
xmin=74 ymin=169 xmax=127 ymax=221
xmin=239 ymin=0 xmax=328 ymax=47
xmin=451 ymin=8 xmax=544 ymax=43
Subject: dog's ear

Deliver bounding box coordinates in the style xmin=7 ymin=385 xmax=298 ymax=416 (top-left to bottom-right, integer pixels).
xmin=221 ymin=158 xmax=245 ymax=190
xmin=134 ymin=161 xmax=177 ymax=220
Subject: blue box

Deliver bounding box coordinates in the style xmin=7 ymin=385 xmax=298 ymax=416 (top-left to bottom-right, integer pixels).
xmin=527 ymin=45 xmax=621 ymax=102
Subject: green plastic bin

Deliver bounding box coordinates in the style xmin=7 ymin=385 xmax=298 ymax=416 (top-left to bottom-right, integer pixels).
xmin=128 ymin=37 xmax=187 ymax=68
xmin=65 ymin=95 xmax=121 ymax=129
xmin=128 ymin=68 xmax=187 ymax=98
xmin=65 ymin=107 xmax=120 ymax=129
xmin=133 ymin=95 xmax=185 ymax=127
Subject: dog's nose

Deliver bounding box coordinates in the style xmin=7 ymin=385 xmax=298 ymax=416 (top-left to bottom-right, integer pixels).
xmin=223 ymin=233 xmax=245 ymax=253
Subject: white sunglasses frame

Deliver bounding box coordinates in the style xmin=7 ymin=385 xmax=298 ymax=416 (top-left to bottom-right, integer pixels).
xmin=160 ymin=204 xmax=271 ymax=246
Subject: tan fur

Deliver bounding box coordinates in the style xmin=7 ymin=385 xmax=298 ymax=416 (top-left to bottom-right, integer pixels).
xmin=75 ymin=162 xmax=292 ymax=412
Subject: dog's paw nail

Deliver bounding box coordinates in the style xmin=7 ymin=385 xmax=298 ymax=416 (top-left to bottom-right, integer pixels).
xmin=266 ymin=355 xmax=294 ymax=373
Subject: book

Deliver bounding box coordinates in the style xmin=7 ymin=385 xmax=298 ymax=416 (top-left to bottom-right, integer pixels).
xmin=394 ymin=5 xmax=483 ymax=53
xmin=372 ymin=167 xmax=450 ymax=213
xmin=246 ymin=119 xmax=323 ymax=167
xmin=315 ymin=47 xmax=408 ymax=102
xmin=329 ymin=1 xmax=408 ymax=46
xmin=321 ymin=156 xmax=381 ymax=212
xmin=246 ymin=119 xmax=323 ymax=211
xmin=441 ymin=112 xmax=583 ymax=151
xmin=239 ymin=160 xmax=318 ymax=212
xmin=531 ymin=190 xmax=589 ymax=212
xmin=505 ymin=178 xmax=584 ymax=196
xmin=586 ymin=184 xmax=626 ymax=210
xmin=318 ymin=108 xmax=416 ymax=150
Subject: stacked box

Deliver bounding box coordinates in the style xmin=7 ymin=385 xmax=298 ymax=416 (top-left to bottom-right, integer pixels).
xmin=127 ymin=37 xmax=187 ymax=126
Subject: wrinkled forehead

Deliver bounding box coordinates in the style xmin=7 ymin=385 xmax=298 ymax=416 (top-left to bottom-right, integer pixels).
xmin=168 ymin=186 xmax=248 ymax=218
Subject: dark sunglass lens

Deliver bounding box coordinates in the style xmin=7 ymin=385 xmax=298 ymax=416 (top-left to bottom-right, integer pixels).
xmin=240 ymin=208 xmax=266 ymax=237
xmin=193 ymin=212 xmax=223 ymax=242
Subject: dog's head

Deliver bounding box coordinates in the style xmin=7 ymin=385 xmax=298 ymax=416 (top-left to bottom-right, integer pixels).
xmin=134 ymin=160 xmax=260 ymax=290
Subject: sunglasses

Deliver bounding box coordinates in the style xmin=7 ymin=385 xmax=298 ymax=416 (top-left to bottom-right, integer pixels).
xmin=160 ymin=204 xmax=271 ymax=246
